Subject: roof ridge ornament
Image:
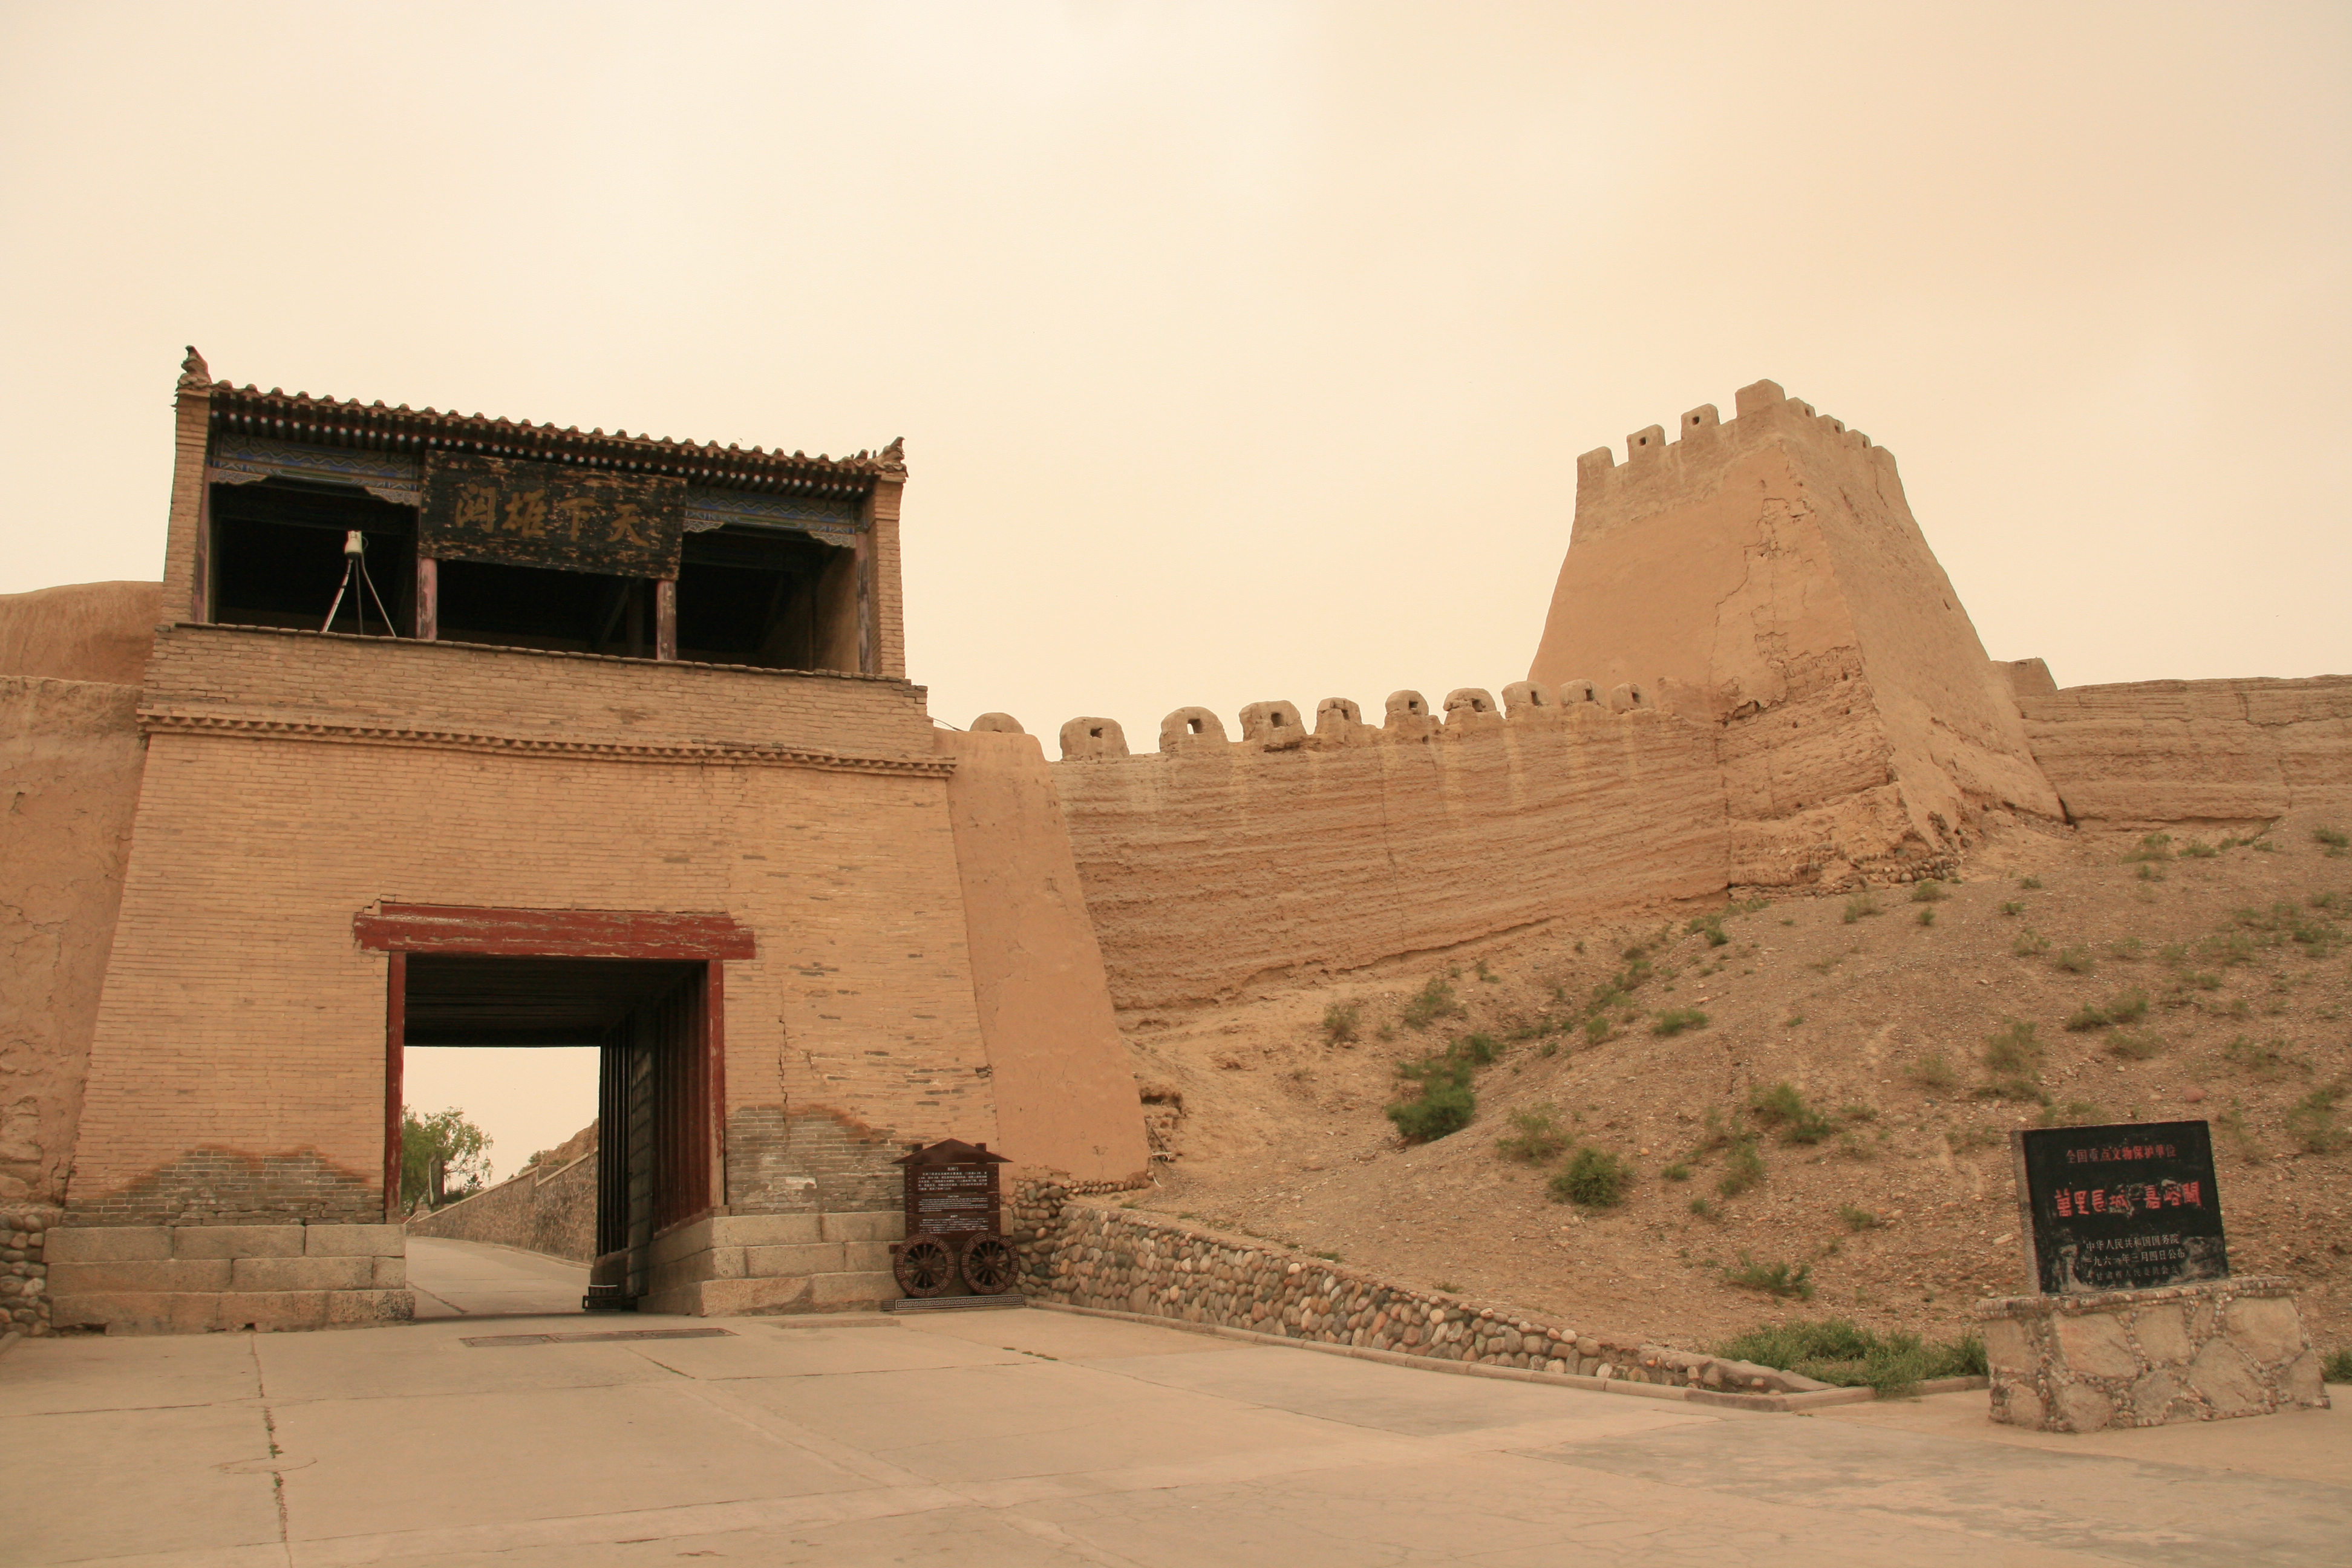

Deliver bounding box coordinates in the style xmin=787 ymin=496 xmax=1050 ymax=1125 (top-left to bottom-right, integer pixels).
xmin=177 ymin=345 xmax=211 ymax=393
xmin=878 ymin=435 xmax=906 ymax=474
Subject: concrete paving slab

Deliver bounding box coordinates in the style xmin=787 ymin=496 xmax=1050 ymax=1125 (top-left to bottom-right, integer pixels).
xmin=4 ymin=1311 xmax=2345 ymax=1567
xmin=0 ymin=1400 xmax=281 ymax=1565
xmin=405 ymin=1235 xmax=587 ymax=1318
xmin=0 ymin=1327 xmax=259 ymax=1416
xmin=269 ymin=1379 xmax=871 ymax=1541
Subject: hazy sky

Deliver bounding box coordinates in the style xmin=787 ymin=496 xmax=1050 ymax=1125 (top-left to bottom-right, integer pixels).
xmin=7 ymin=4 xmax=2347 ymax=1169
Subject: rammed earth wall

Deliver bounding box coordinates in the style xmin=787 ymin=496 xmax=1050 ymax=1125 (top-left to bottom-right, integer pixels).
xmin=1006 ymin=1183 xmax=1822 ymax=1396
xmin=407 ymin=1150 xmax=597 ymax=1263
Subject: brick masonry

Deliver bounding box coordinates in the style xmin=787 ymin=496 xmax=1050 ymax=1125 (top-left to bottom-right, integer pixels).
xmin=1979 ymin=1276 xmax=2331 ymax=1432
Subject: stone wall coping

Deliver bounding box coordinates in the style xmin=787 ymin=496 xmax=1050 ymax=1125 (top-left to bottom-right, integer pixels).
xmin=1978 ymin=1276 xmax=2296 ymax=1318
xmin=1028 ymin=1301 xmax=1895 ymax=1414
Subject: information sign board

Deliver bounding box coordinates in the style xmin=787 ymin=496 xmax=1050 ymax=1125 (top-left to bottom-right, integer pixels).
xmin=2012 ymin=1121 xmax=2228 ymax=1294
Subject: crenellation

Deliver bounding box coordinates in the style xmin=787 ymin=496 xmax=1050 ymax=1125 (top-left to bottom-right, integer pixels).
xmin=1058 ymin=716 xmax=1129 ymax=760
xmin=969 ymin=712 xmax=1024 ymax=734
xmin=1237 ymin=701 xmax=1305 ymax=748
xmin=1159 ymin=706 xmax=1226 ymax=752
xmin=1500 ymin=681 xmax=1549 ymax=717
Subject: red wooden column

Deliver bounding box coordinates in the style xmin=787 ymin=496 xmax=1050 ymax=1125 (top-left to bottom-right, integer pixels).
xmin=414 ymin=557 xmax=438 ymax=640
xmin=384 ymin=952 xmax=406 ymax=1221
xmin=705 ymin=961 xmax=728 ymax=1212
xmin=654 ymin=578 xmax=678 ymax=660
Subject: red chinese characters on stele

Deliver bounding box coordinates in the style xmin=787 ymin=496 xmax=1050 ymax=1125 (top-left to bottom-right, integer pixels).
xmin=2055 ymin=1180 xmax=2201 ymax=1219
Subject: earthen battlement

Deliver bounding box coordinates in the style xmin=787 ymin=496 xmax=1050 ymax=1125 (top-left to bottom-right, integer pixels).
xmin=1572 ymin=379 xmax=1901 ymax=542
xmin=1022 ymin=678 xmax=1668 ymax=763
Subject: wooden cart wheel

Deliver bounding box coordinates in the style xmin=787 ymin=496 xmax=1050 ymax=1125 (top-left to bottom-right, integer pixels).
xmin=893 ymin=1235 xmax=956 ymax=1297
xmin=959 ymin=1233 xmax=1016 ymax=1295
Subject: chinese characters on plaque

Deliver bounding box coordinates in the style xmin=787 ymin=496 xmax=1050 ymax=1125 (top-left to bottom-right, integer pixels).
xmin=419 ymin=453 xmax=684 ymax=578
xmin=895 ymin=1138 xmax=1008 ymax=1240
xmin=2013 ymin=1122 xmax=2229 ymax=1294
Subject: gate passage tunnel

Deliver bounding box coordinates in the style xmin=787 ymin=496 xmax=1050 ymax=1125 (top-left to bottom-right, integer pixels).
xmin=389 ymin=943 xmax=728 ymax=1310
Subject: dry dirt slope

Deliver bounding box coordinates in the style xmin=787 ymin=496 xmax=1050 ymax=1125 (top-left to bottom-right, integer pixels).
xmin=1116 ymin=808 xmax=2352 ymax=1359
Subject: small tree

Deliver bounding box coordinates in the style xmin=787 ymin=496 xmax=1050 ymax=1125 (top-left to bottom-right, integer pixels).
xmin=401 ymin=1106 xmax=492 ymax=1210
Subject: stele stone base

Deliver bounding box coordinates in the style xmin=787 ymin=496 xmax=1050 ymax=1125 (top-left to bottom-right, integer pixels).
xmin=1979 ymin=1276 xmax=2329 ymax=1432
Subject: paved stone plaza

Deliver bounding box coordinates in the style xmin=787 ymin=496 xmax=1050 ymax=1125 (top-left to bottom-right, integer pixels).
xmin=3 ymin=1258 xmax=2345 ymax=1567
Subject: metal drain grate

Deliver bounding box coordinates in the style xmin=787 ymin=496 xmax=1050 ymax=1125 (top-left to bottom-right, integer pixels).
xmin=462 ymin=1327 xmax=737 ymax=1348
xmin=883 ymin=1293 xmax=1026 ymax=1314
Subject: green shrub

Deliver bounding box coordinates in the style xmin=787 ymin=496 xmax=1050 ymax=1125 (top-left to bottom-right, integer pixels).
xmin=1651 ymin=1007 xmax=1710 ymax=1036
xmin=1495 ymin=1105 xmax=1569 ymax=1163
xmin=2123 ymin=832 xmax=2174 ymax=863
xmin=1401 ymin=977 xmax=1465 ymax=1030
xmin=1910 ymin=880 xmax=1947 ymax=903
xmin=1549 ymin=1146 xmax=1633 ymax=1208
xmin=1916 ymin=907 xmax=1937 ymax=927
xmin=1843 ymin=893 xmax=1882 ymax=924
xmin=1661 ymin=1160 xmax=1691 ymax=1181
xmin=2137 ymin=861 xmax=2167 ymax=883
xmin=1722 ymin=1255 xmax=1814 ymax=1301
xmin=1836 ymin=1204 xmax=1880 ymax=1231
xmin=2315 ymin=826 xmax=2349 ymax=855
xmin=1583 ymin=1013 xmax=1613 ymax=1047
xmin=2013 ymin=927 xmax=2051 ymax=958
xmin=2019 ymin=875 xmax=2044 ymax=890
xmin=2324 ymin=1347 xmax=2352 ymax=1383
xmin=1322 ymin=1001 xmax=1361 ymax=1044
xmin=1999 ymin=900 xmax=2025 ymax=916
xmin=2224 ymin=1036 xmax=2305 ymax=1079
xmin=2067 ymin=987 xmax=2150 ymax=1030
xmin=1716 ymin=1137 xmax=1765 ymax=1196
xmin=1456 ymin=1031 xmax=1500 ymax=1065
xmin=2107 ymin=937 xmax=2146 ymax=961
xmin=2180 ymin=840 xmax=2219 ymax=858
xmin=1386 ymin=1076 xmax=1475 ymax=1142
xmin=1715 ymin=1319 xmax=1984 ymax=1396
xmin=1686 ymin=914 xmax=1730 ymax=947
xmin=2107 ymin=1030 xmax=2164 ymax=1061
xmin=1688 ymin=1196 xmax=1714 ymax=1218
xmin=2053 ymin=946 xmax=2096 ymax=974
xmin=1749 ymin=1081 xmax=1836 ymax=1145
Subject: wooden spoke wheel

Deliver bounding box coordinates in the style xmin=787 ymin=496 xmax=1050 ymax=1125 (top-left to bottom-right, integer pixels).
xmin=959 ymin=1233 xmax=1016 ymax=1295
xmin=893 ymin=1235 xmax=956 ymax=1298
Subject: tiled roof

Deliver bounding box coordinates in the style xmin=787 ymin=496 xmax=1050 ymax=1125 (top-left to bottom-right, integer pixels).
xmin=187 ymin=352 xmax=899 ymax=500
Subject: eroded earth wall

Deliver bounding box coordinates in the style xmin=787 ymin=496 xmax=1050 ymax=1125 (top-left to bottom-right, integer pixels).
xmin=407 ymin=1146 xmax=598 ymax=1263
xmin=0 ymin=676 xmax=146 ymax=1220
xmin=1051 ymin=707 xmax=1727 ymax=1010
xmin=1530 ymin=382 xmax=2061 ymax=887
xmin=2019 ymin=676 xmax=2352 ymax=827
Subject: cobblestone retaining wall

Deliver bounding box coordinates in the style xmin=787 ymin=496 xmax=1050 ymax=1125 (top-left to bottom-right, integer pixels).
xmin=2 ymin=1206 xmax=56 ymax=1336
xmin=1981 ymin=1276 xmax=2330 ymax=1432
xmin=1007 ymin=1183 xmax=1815 ymax=1394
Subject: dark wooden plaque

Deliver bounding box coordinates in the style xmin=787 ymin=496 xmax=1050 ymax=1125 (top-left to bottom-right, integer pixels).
xmin=896 ymin=1138 xmax=1008 ymax=1240
xmin=420 ymin=453 xmax=684 ymax=578
xmin=2012 ymin=1121 xmax=2227 ymax=1295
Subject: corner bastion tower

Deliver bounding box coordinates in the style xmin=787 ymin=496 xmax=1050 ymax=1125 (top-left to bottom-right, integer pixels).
xmin=15 ymin=350 xmax=1148 ymax=1334
xmin=1529 ymin=379 xmax=2065 ymax=886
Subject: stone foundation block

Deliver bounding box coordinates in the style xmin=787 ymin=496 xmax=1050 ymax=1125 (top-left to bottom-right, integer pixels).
xmin=676 ymin=1276 xmax=819 ymax=1316
xmin=324 ymin=1288 xmax=414 ymax=1325
xmin=50 ymin=1290 xmax=220 ymax=1334
xmin=231 ymin=1255 xmax=374 ymax=1292
xmin=373 ymin=1256 xmax=407 ymax=1288
xmin=217 ymin=1292 xmax=330 ymax=1331
xmin=649 ymin=1218 xmax=717 ymax=1269
xmin=44 ymin=1227 xmax=172 ymax=1264
xmin=647 ymin=1246 xmax=746 ymax=1293
xmin=840 ymin=1241 xmax=895 ymax=1274
xmin=711 ymin=1214 xmax=825 ymax=1248
xmin=172 ymin=1225 xmax=305 ymax=1259
xmin=47 ymin=1258 xmax=234 ymax=1295
xmin=820 ymin=1212 xmax=903 ymax=1245
xmin=1981 ymin=1277 xmax=2329 ymax=1432
xmin=809 ymin=1270 xmax=898 ymax=1307
xmin=743 ymin=1242 xmax=848 ymax=1277
xmin=304 ymin=1224 xmax=403 ymax=1257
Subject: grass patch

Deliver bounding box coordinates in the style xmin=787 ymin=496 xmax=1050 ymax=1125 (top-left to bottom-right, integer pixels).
xmin=1907 ymin=1053 xmax=1958 ymax=1091
xmin=1661 ymin=1160 xmax=1692 ymax=1181
xmin=2285 ymin=1086 xmax=2346 ymax=1154
xmin=1716 ymin=1137 xmax=1766 ymax=1196
xmin=1843 ymin=893 xmax=1883 ymax=924
xmin=2324 ymin=1347 xmax=2352 ymax=1383
xmin=1984 ymin=1019 xmax=2043 ymax=1077
xmin=1549 ymin=1146 xmax=1633 ymax=1209
xmin=2066 ymin=987 xmax=2150 ymax=1030
xmin=1910 ymin=881 xmax=1947 ymax=903
xmin=1385 ymin=1034 xmax=1503 ymax=1142
xmin=2107 ymin=1029 xmax=2164 ymax=1060
xmin=2013 ymin=927 xmax=2051 ymax=958
xmin=1321 ymin=1001 xmax=1361 ymax=1045
xmin=1722 ymin=1256 xmax=1815 ymax=1301
xmin=1999 ymin=900 xmax=2025 ymax=916
xmin=1686 ymin=914 xmax=1730 ymax=947
xmin=1650 ymin=1007 xmax=1711 ymax=1036
xmin=2019 ymin=875 xmax=2044 ymax=890
xmin=2316 ymin=826 xmax=2349 ymax=857
xmin=1916 ymin=907 xmax=1937 ymax=927
xmin=1495 ymin=1105 xmax=1569 ymax=1163
xmin=2053 ymin=946 xmax=2096 ymax=974
xmin=1749 ymin=1081 xmax=1837 ymax=1145
xmin=2123 ymin=832 xmax=2174 ymax=863
xmin=1836 ymin=1204 xmax=1880 ymax=1231
xmin=2181 ymin=840 xmax=2219 ymax=858
xmin=1400 ymin=977 xmax=1465 ymax=1031
xmin=1716 ymin=1319 xmax=1985 ymax=1397
xmin=1688 ymin=1196 xmax=1714 ymax=1218
xmin=2223 ymin=1036 xmax=2307 ymax=1079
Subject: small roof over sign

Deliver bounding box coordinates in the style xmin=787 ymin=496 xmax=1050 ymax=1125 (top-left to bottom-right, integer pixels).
xmin=895 ymin=1138 xmax=1010 ymax=1167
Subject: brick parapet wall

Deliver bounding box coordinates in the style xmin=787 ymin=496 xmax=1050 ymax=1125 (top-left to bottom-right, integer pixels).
xmin=1005 ymin=1184 xmax=1820 ymax=1395
xmin=142 ymin=622 xmax=937 ymax=761
xmin=1049 ymin=708 xmax=1729 ymax=1009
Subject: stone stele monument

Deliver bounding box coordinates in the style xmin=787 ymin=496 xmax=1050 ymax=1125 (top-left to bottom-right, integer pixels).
xmin=1979 ymin=1120 xmax=2330 ymax=1431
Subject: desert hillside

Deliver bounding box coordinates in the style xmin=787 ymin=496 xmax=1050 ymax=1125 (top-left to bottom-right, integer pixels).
xmin=1117 ymin=808 xmax=2352 ymax=1357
